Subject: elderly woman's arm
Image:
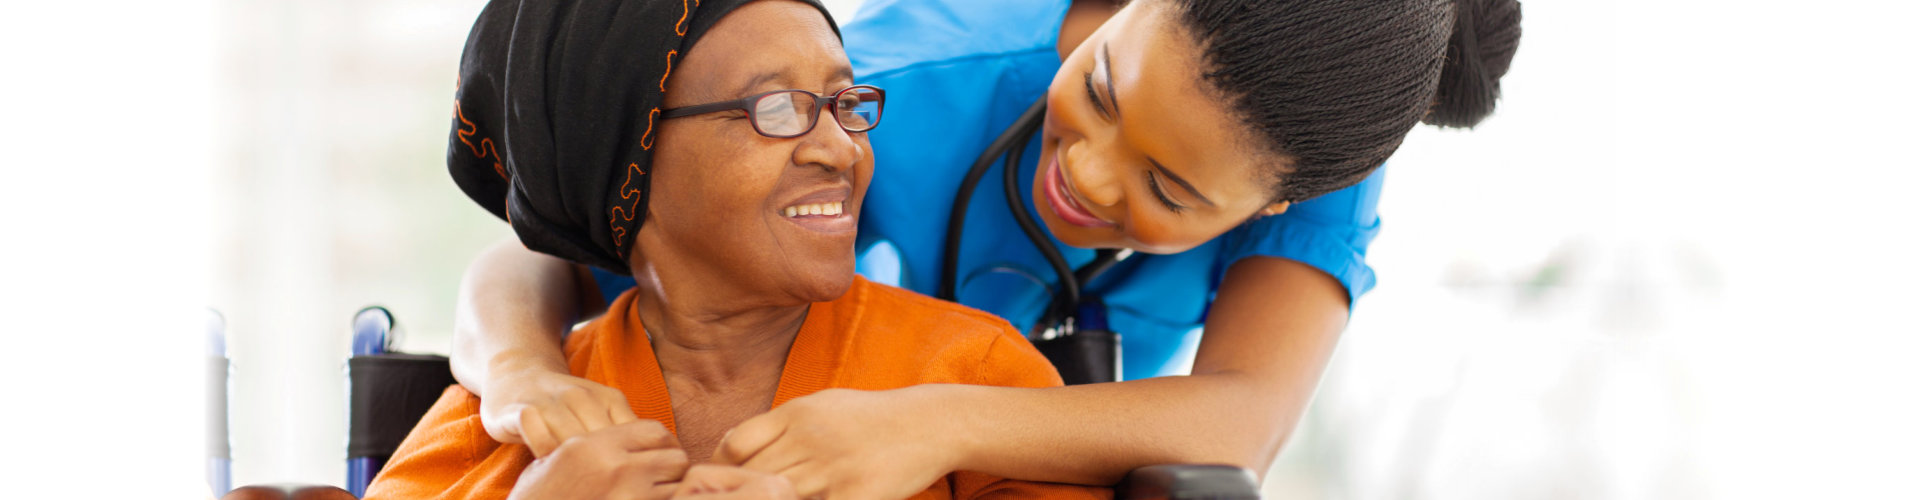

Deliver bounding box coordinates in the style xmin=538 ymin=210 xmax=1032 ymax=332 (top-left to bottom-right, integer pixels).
xmin=451 ymin=237 xmax=635 ymax=457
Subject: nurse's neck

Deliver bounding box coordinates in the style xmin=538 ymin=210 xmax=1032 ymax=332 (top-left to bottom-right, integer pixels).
xmin=1059 ymin=0 xmax=1122 ymax=60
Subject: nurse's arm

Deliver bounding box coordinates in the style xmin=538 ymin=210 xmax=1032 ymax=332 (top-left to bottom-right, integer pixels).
xmin=946 ymin=255 xmax=1347 ymax=483
xmin=449 ymin=237 xmax=636 ymax=456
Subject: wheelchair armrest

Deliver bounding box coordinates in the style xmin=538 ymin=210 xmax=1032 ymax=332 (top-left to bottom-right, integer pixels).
xmin=1116 ymin=464 xmax=1260 ymax=500
xmin=347 ymin=353 xmax=456 ymax=460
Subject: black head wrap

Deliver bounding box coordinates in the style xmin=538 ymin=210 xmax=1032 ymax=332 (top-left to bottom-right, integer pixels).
xmin=450 ymin=0 xmax=840 ymax=274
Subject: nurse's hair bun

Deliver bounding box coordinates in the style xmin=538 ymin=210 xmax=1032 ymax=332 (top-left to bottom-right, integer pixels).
xmin=1424 ymin=0 xmax=1523 ymax=128
xmin=1165 ymin=0 xmax=1523 ymax=204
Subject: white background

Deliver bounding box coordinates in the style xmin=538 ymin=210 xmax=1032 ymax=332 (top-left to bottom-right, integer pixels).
xmin=2 ymin=0 xmax=1916 ymax=498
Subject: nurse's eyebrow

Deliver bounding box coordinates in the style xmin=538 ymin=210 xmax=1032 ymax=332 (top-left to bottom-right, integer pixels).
xmin=1148 ymin=157 xmax=1216 ymax=207
xmin=1102 ymin=42 xmax=1120 ymax=119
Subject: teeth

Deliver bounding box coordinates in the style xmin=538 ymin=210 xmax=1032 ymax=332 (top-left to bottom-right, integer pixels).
xmin=782 ymin=201 xmax=845 ymax=218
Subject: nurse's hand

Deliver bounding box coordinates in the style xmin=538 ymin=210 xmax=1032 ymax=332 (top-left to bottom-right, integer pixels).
xmin=714 ymin=387 xmax=959 ymax=500
xmin=508 ymin=420 xmax=690 ymax=500
xmin=483 ymin=369 xmax=642 ymax=457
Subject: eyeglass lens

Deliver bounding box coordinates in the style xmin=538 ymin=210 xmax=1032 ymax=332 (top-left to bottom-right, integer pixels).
xmin=751 ymin=88 xmax=883 ymax=137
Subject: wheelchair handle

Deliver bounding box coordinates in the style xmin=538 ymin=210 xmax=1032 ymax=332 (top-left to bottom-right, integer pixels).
xmin=351 ymin=306 xmax=396 ymax=356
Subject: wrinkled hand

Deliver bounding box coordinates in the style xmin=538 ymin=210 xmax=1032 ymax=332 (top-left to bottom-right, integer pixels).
xmin=714 ymin=387 xmax=958 ymax=500
xmin=481 ymin=369 xmax=641 ymax=457
xmin=507 ymin=420 xmax=690 ymax=500
xmin=672 ymin=465 xmax=799 ymax=500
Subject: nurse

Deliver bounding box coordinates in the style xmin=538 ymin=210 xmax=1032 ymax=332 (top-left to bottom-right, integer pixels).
xmin=449 ymin=0 xmax=1521 ymax=497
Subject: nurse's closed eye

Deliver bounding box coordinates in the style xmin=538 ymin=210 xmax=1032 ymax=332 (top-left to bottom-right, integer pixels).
xmin=1084 ymin=43 xmax=1121 ymax=121
xmin=1147 ymin=158 xmax=1215 ymax=211
xmin=1147 ymin=170 xmax=1185 ymax=213
xmin=1083 ymin=72 xmax=1111 ymax=120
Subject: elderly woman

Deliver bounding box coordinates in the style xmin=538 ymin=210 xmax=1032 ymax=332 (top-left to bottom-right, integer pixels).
xmin=361 ymin=1 xmax=1108 ymax=499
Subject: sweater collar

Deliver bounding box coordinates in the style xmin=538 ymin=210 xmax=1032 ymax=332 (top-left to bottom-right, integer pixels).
xmin=586 ymin=278 xmax=867 ymax=434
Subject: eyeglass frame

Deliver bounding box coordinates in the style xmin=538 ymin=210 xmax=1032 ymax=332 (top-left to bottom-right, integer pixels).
xmin=659 ymin=84 xmax=886 ymax=139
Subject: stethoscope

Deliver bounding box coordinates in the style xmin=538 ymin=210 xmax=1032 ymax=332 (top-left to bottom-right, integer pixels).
xmin=937 ymin=98 xmax=1134 ymax=341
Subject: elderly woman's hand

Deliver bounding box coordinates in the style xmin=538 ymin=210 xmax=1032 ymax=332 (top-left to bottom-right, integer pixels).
xmin=482 ymin=369 xmax=641 ymax=457
xmin=714 ymin=387 xmax=961 ymax=500
xmin=507 ymin=420 xmax=690 ymax=500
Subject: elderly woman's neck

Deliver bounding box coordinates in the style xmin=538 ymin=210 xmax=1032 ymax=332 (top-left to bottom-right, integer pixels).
xmin=625 ymin=271 xmax=808 ymax=390
xmin=623 ymin=268 xmax=810 ymax=463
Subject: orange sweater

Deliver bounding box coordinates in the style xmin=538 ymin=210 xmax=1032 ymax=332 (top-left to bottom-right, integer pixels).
xmin=365 ymin=276 xmax=1110 ymax=500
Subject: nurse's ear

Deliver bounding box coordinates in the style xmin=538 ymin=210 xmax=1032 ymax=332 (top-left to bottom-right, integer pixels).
xmin=1249 ymin=201 xmax=1290 ymax=222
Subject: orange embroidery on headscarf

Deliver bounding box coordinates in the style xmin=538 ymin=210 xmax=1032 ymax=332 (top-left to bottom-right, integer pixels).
xmin=675 ymin=0 xmax=691 ymax=35
xmin=640 ymin=108 xmax=661 ymax=150
xmin=454 ymin=100 xmax=507 ymax=180
xmin=613 ymin=0 xmax=691 ymax=256
xmin=661 ymin=50 xmax=677 ymax=92
xmin=608 ymin=163 xmax=647 ymax=251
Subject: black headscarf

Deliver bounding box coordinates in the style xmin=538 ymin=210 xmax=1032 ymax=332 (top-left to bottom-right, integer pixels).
xmin=449 ymin=0 xmax=840 ymax=274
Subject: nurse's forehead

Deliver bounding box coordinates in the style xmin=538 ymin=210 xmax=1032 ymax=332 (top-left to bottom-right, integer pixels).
xmin=1110 ymin=12 xmax=1267 ymax=195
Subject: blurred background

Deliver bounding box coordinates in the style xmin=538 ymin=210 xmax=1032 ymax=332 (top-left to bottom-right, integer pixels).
xmin=4 ymin=0 xmax=1917 ymax=498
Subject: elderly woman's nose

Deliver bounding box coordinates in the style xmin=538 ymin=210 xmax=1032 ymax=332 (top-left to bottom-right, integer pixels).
xmin=793 ymin=107 xmax=863 ymax=171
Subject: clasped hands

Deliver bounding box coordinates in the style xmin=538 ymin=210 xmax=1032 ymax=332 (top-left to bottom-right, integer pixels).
xmin=507 ymin=418 xmax=792 ymax=500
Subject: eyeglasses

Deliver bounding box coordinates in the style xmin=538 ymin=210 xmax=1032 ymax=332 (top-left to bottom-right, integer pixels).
xmin=660 ymin=85 xmax=885 ymax=139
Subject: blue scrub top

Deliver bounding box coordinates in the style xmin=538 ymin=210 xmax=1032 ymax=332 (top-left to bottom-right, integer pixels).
xmin=596 ymin=0 xmax=1385 ymax=380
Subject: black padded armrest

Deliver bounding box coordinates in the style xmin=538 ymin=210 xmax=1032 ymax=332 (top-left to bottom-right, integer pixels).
xmin=1116 ymin=465 xmax=1260 ymax=500
xmin=347 ymin=353 xmax=456 ymax=458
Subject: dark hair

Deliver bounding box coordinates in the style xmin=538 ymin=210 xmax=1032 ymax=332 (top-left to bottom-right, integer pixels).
xmin=1163 ymin=0 xmax=1522 ymax=203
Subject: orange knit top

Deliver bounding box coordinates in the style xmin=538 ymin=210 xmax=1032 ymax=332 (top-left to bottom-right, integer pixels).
xmin=364 ymin=276 xmax=1110 ymax=500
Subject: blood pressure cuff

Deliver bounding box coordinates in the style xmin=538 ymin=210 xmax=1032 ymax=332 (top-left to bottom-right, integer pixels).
xmin=346 ymin=354 xmax=458 ymax=458
xmin=448 ymin=0 xmax=839 ymax=275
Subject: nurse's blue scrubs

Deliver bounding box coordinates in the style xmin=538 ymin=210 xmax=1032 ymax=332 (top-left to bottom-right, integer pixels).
xmin=595 ymin=0 xmax=1385 ymax=380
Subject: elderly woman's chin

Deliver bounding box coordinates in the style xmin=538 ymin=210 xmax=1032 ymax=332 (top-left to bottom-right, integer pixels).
xmin=759 ymin=200 xmax=864 ymax=303
xmin=775 ymin=252 xmax=858 ymax=304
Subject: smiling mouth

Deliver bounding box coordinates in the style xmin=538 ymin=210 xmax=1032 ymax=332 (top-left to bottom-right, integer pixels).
xmin=778 ymin=199 xmax=855 ymax=234
xmin=781 ymin=201 xmax=845 ymax=218
xmin=1044 ymin=155 xmax=1115 ymax=228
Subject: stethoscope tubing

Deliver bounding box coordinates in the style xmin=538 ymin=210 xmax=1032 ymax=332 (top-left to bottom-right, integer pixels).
xmin=941 ymin=98 xmax=1128 ymax=338
xmin=939 ymin=98 xmax=1050 ymax=302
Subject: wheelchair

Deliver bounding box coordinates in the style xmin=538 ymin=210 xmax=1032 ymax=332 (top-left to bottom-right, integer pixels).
xmin=219 ymin=306 xmax=1260 ymax=499
xmin=207 ymin=310 xmax=363 ymax=500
